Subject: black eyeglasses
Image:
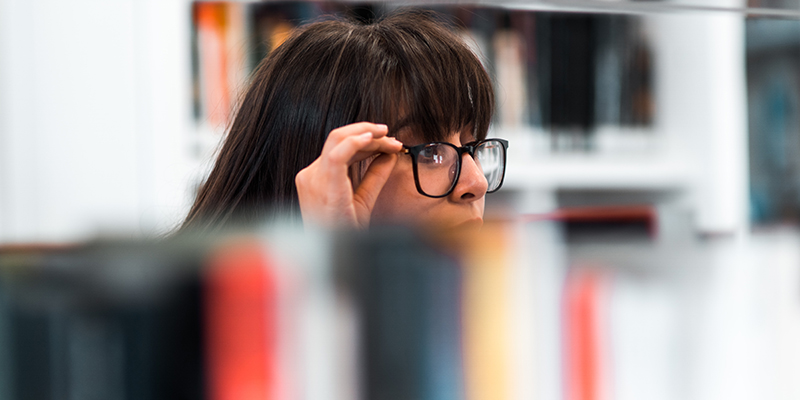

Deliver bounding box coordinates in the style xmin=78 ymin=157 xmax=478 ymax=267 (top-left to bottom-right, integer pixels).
xmin=402 ymin=138 xmax=509 ymax=198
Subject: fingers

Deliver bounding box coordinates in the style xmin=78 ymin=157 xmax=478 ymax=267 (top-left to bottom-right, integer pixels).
xmin=322 ymin=122 xmax=389 ymax=153
xmin=349 ymin=136 xmax=404 ymax=164
xmin=327 ymin=132 xmax=402 ymax=166
xmin=353 ymin=153 xmax=398 ymax=221
xmin=297 ymin=121 xmax=403 ymax=230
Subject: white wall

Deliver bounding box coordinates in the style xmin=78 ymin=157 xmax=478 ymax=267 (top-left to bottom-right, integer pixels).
xmin=0 ymin=0 xmax=194 ymax=244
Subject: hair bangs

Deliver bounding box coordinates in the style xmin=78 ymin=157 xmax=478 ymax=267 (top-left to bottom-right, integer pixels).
xmin=355 ymin=10 xmax=494 ymax=144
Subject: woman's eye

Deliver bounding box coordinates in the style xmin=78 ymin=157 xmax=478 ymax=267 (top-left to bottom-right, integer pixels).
xmin=418 ymin=144 xmax=455 ymax=167
xmin=419 ymin=147 xmax=441 ymax=163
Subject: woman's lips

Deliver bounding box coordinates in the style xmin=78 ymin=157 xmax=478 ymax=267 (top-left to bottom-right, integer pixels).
xmin=453 ymin=217 xmax=483 ymax=231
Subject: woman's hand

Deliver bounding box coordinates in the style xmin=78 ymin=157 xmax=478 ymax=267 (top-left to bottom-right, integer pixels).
xmin=295 ymin=122 xmax=403 ymax=229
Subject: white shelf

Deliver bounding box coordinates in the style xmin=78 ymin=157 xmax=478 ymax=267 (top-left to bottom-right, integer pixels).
xmin=504 ymin=157 xmax=690 ymax=191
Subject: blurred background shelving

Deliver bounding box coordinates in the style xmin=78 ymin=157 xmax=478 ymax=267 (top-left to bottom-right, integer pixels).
xmin=0 ymin=0 xmax=772 ymax=241
xmin=185 ymin=0 xmax=749 ymax=234
xmin=0 ymin=1 xmax=798 ymax=243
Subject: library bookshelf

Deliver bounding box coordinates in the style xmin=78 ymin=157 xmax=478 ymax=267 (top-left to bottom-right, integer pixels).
xmin=0 ymin=0 xmax=748 ymax=243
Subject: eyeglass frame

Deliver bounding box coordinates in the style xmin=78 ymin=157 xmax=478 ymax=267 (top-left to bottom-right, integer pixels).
xmin=401 ymin=138 xmax=509 ymax=198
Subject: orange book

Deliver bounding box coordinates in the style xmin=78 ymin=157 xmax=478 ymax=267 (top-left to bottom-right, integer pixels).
xmin=195 ymin=2 xmax=230 ymax=128
xmin=462 ymin=221 xmax=511 ymax=400
xmin=205 ymin=240 xmax=279 ymax=400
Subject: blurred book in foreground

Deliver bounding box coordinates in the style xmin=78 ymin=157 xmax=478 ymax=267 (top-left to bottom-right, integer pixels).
xmin=2 ymin=217 xmax=800 ymax=400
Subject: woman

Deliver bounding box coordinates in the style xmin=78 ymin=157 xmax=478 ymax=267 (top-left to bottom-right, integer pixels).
xmin=182 ymin=10 xmax=507 ymax=233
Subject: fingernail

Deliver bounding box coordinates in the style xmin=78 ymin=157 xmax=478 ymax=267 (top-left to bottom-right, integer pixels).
xmin=359 ymin=132 xmax=373 ymax=139
xmin=376 ymin=124 xmax=388 ymax=130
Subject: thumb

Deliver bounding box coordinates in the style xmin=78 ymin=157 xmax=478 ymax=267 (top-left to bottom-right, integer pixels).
xmin=353 ymin=153 xmax=398 ymax=221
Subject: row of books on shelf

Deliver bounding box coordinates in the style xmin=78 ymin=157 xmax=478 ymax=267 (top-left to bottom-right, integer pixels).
xmin=746 ymin=17 xmax=800 ymax=225
xmin=3 ymin=207 xmax=793 ymax=400
xmin=191 ymin=1 xmax=657 ymax=154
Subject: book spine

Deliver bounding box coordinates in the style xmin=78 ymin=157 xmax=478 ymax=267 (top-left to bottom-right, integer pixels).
xmin=205 ymin=241 xmax=279 ymax=400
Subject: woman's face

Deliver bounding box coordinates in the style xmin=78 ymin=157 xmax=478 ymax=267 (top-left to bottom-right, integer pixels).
xmin=370 ymin=130 xmax=489 ymax=232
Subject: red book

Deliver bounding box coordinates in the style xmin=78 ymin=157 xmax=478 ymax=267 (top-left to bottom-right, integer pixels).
xmin=205 ymin=241 xmax=279 ymax=400
xmin=563 ymin=268 xmax=610 ymax=400
xmin=526 ymin=205 xmax=658 ymax=238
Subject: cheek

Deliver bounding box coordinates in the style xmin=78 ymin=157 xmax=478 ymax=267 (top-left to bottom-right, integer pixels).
xmin=371 ymin=158 xmax=424 ymax=222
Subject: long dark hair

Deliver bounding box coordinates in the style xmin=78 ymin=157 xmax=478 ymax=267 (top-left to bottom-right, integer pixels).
xmin=182 ymin=10 xmax=495 ymax=233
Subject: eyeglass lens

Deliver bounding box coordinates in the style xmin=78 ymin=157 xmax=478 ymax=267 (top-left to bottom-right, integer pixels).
xmin=417 ymin=144 xmax=459 ymax=196
xmin=415 ymin=140 xmax=506 ymax=197
xmin=476 ymin=141 xmax=505 ymax=192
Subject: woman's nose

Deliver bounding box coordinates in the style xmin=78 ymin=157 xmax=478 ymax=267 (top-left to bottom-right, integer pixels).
xmin=450 ymin=153 xmax=488 ymax=201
